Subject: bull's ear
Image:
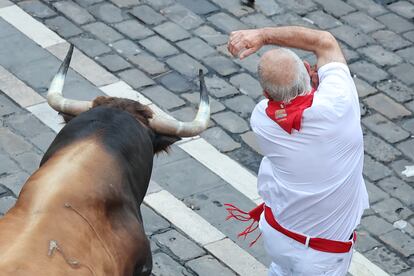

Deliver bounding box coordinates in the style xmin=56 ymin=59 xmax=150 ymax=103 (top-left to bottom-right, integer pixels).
xmin=153 ymin=134 xmax=181 ymax=153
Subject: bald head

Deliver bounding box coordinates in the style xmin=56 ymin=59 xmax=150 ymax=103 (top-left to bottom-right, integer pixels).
xmin=258 ymin=48 xmax=311 ymax=103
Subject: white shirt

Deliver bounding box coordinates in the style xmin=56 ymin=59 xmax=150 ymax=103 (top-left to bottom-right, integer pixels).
xmin=251 ymin=62 xmax=369 ymax=241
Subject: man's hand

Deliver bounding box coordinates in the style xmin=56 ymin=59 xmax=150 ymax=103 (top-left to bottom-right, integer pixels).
xmin=227 ymin=29 xmax=264 ymax=59
xmin=304 ymin=61 xmax=319 ymax=89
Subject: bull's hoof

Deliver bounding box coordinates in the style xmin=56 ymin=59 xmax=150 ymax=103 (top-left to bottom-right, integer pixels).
xmin=241 ymin=0 xmax=255 ymax=8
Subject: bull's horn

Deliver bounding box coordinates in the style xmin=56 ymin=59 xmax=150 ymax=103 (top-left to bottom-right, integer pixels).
xmin=47 ymin=44 xmax=92 ymax=115
xmin=148 ymin=70 xmax=210 ymax=137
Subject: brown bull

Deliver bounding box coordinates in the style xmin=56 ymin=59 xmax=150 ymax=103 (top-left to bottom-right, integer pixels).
xmin=0 ymin=45 xmax=210 ymax=275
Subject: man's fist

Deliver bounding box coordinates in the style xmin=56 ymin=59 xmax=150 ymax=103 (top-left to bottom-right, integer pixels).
xmin=227 ymin=29 xmax=265 ymax=59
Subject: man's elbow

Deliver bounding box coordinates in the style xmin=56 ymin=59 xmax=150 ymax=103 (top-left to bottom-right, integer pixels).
xmin=318 ymin=31 xmax=338 ymax=51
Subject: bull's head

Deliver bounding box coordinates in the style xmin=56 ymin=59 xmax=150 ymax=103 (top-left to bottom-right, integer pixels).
xmin=47 ymin=45 xmax=210 ymax=152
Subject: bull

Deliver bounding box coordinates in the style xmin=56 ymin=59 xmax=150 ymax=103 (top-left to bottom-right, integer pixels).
xmin=0 ymin=45 xmax=210 ymax=275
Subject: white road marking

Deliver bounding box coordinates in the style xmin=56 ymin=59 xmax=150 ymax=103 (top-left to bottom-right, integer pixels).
xmin=0 ymin=4 xmax=390 ymax=275
xmin=27 ymin=102 xmax=64 ymax=133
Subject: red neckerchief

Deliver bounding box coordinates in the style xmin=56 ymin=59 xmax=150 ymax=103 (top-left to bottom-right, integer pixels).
xmin=265 ymin=88 xmax=316 ymax=134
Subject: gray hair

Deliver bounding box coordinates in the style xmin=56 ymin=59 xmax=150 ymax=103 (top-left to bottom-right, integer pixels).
xmin=258 ymin=48 xmax=311 ymax=103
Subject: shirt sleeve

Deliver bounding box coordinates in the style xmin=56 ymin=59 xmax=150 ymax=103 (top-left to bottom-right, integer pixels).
xmin=314 ymin=62 xmax=360 ymax=118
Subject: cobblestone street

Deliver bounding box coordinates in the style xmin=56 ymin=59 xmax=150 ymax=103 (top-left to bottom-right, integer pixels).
xmin=0 ymin=0 xmax=413 ymax=275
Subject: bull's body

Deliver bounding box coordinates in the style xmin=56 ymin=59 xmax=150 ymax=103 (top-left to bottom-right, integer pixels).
xmin=0 ymin=107 xmax=159 ymax=275
xmin=0 ymin=45 xmax=209 ymax=275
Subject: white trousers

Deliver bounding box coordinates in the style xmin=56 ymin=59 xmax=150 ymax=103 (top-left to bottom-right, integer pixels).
xmin=259 ymin=213 xmax=354 ymax=276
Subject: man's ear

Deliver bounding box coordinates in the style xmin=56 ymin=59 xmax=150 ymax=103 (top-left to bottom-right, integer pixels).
xmin=152 ymin=134 xmax=181 ymax=153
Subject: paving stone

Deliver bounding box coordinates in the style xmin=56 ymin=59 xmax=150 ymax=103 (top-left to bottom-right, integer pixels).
xmin=0 ymin=185 xmax=6 ymax=196
xmin=233 ymin=53 xmax=261 ymax=75
xmin=402 ymin=118 xmax=414 ymax=134
xmin=141 ymin=86 xmax=185 ymax=110
xmin=152 ymin=156 xmax=227 ymax=199
xmin=271 ymin=12 xmax=313 ymax=28
xmin=30 ymin=131 xmax=56 ymax=153
xmin=13 ymin=151 xmax=41 ymax=174
xmin=361 ymin=215 xmax=394 ymax=236
xmin=153 ymin=229 xmax=205 ymax=261
xmin=19 ymin=0 xmax=56 ymax=19
xmin=364 ymin=246 xmax=409 ymax=275
xmin=0 ymin=0 xmax=12 ymax=8
xmin=44 ymin=16 xmax=83 ymax=38
xmin=363 ymin=154 xmax=392 ymax=181
xmin=0 ymin=128 xmax=32 ymax=157
xmin=229 ymin=73 xmax=262 ymax=99
xmin=139 ymin=35 xmax=179 ymax=58
xmin=224 ymin=95 xmax=256 ymax=118
xmin=212 ymin=111 xmax=249 ymax=134
xmin=330 ymin=25 xmax=374 ymax=49
xmin=4 ymin=113 xmax=52 ymax=139
xmin=241 ymin=131 xmax=262 ymax=155
xmin=406 ymin=100 xmax=414 ymax=113
xmin=397 ymin=46 xmax=414 ymax=65
xmin=117 ymin=68 xmax=154 ymax=89
xmin=397 ymin=139 xmax=414 ymax=161
xmin=210 ymin=0 xmax=255 ymax=17
xmin=113 ymin=20 xmax=154 ymax=40
xmin=200 ymin=127 xmax=241 ymax=153
xmin=142 ymin=0 xmax=175 ymax=10
xmin=312 ymin=0 xmax=355 ymax=17
xmin=203 ymin=55 xmax=239 ymax=77
xmin=205 ymin=76 xmax=239 ymax=98
xmin=177 ymin=38 xmax=217 ymax=59
xmin=111 ymin=39 xmax=141 ymax=58
xmin=376 ymin=13 xmax=414 ymax=33
xmin=354 ymin=77 xmax=377 ymax=98
xmin=389 ymin=1 xmax=414 ymax=19
xmin=88 ymin=2 xmax=126 ymax=23
xmin=371 ymin=198 xmax=412 ymax=223
xmin=391 ymin=159 xmax=414 ymax=183
xmin=240 ymin=13 xmax=275 ymax=28
xmin=378 ymin=176 xmax=414 ymax=207
xmin=181 ymin=93 xmax=225 ymax=114
xmin=75 ymin=0 xmax=104 ymax=7
xmin=342 ymin=12 xmax=384 ymax=34
xmin=82 ymin=22 xmax=123 ymax=43
xmin=357 ymin=45 xmax=402 ymax=67
xmin=110 ymin=0 xmax=139 ymax=8
xmin=354 ymin=230 xmax=381 ymax=253
xmin=96 ymin=54 xmax=131 ymax=72
xmin=364 ymin=133 xmax=401 ymax=162
xmin=305 ymin=10 xmax=342 ymax=29
xmin=152 ymin=252 xmax=191 ymax=276
xmin=365 ymin=180 xmax=389 ymax=205
xmin=349 ymin=61 xmax=388 ymax=84
xmin=194 ymin=25 xmax=227 ymax=46
xmin=69 ymin=37 xmax=111 ymax=57
xmin=161 ymin=4 xmax=203 ymax=30
xmin=364 ymin=93 xmax=411 ymax=120
xmin=186 ymin=255 xmax=236 ymax=276
xmin=389 ymin=63 xmax=414 ymax=86
xmin=399 ymin=269 xmax=414 ymax=276
xmin=153 ymin=21 xmax=191 ymax=42
xmin=0 ymin=93 xmax=19 ymax=117
xmin=279 ymin=0 xmax=317 ymax=15
xmin=227 ymin=145 xmax=262 ymax=175
xmin=362 ymin=113 xmax=410 ymax=143
xmin=380 ymin=230 xmax=414 ymax=257
xmin=0 ymin=153 xmax=19 ymax=175
xmin=346 ymin=0 xmax=388 ymax=17
xmin=377 ymin=79 xmax=414 ymax=103
xmin=159 ymin=72 xmax=192 ymax=93
xmin=129 ymin=53 xmax=168 ymax=75
xmin=371 ymin=30 xmax=411 ymax=51
xmin=166 ymin=54 xmax=208 ymax=78
xmin=207 ymin=12 xmax=248 ymax=34
xmin=130 ymin=5 xmax=166 ymax=25
xmin=254 ymin=0 xmax=283 ymax=17
xmin=149 ymin=238 xmax=159 ymax=252
xmin=0 ymin=196 xmax=16 ymax=215
xmin=141 ymin=204 xmax=170 ymax=235
xmin=53 ymin=1 xmax=95 ymax=25
xmin=176 ymin=0 xmax=219 ymax=15
xmin=404 ymin=30 xmax=414 ymax=42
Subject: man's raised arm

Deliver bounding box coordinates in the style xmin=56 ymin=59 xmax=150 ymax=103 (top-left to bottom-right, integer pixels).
xmin=227 ymin=26 xmax=346 ymax=68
